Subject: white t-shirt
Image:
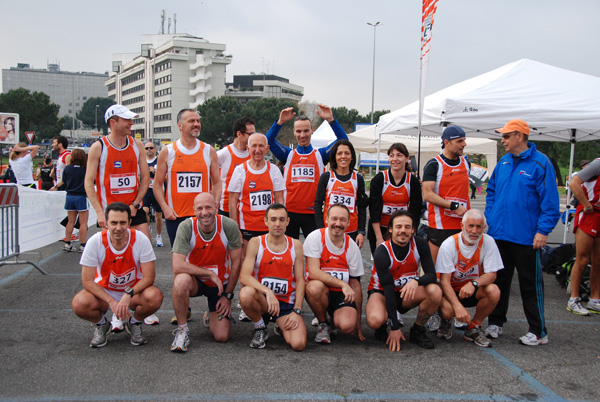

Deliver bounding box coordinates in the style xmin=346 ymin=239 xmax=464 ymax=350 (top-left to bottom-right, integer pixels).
xmin=80 ymin=229 xmax=156 ymax=269
xmin=303 ymin=228 xmax=365 ymax=277
xmin=435 ymin=233 xmax=503 ymax=275
xmin=227 ymin=161 xmax=286 ymax=193
xmin=9 ymin=154 xmax=35 ymax=185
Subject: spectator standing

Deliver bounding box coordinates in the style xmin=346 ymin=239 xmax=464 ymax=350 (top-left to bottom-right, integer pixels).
xmin=9 ymin=143 xmax=38 ymax=188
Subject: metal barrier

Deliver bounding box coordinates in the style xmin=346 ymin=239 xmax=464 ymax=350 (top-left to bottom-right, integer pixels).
xmin=0 ymin=184 xmax=47 ymax=274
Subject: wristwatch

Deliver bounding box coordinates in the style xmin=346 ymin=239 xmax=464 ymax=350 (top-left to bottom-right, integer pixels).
xmin=293 ymin=308 xmax=302 ymax=315
xmin=131 ymin=203 xmax=141 ymax=210
xmin=450 ymin=201 xmax=460 ymax=211
xmin=471 ymin=280 xmax=479 ymax=289
xmin=223 ymin=292 xmax=234 ymax=300
xmin=124 ymin=287 xmax=134 ymax=297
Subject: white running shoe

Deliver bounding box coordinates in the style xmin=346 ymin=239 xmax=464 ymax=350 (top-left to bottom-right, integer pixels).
xmin=170 ymin=328 xmax=190 ymax=352
xmin=519 ymin=331 xmax=548 ymax=346
xmin=427 ymin=311 xmax=441 ymax=332
xmin=454 ymin=319 xmax=468 ymax=329
xmin=202 ymin=311 xmax=210 ymax=328
xmin=567 ymin=297 xmax=590 ymax=316
xmin=239 ymin=309 xmax=251 ymax=322
xmin=315 ymin=322 xmax=331 ymax=344
xmin=111 ymin=314 xmax=124 ymax=332
xmin=484 ymin=324 xmax=502 ymax=339
xmin=144 ymin=313 xmax=160 ymax=325
xmin=311 ymin=317 xmax=319 ymax=327
xmin=587 ymin=301 xmax=600 ymax=314
xmin=155 ymin=235 xmax=163 ymax=247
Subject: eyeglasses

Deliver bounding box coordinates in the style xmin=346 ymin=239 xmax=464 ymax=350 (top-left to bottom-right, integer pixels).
xmin=501 ymin=132 xmax=519 ymax=140
xmin=145 ymin=147 xmax=155 ymax=150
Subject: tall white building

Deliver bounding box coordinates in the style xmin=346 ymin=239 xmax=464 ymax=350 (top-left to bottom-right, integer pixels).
xmin=2 ymin=63 xmax=108 ymax=120
xmin=106 ymin=34 xmax=232 ymax=142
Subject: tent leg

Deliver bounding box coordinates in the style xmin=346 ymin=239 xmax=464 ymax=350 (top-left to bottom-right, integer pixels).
xmin=562 ymin=130 xmax=576 ymax=244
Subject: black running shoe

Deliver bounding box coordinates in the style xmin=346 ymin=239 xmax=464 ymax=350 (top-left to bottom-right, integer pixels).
xmin=409 ymin=324 xmax=435 ymax=349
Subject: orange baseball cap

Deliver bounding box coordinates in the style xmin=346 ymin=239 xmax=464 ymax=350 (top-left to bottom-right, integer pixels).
xmin=495 ymin=119 xmax=530 ymax=135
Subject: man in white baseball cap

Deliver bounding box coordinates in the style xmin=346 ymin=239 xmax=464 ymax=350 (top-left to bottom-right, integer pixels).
xmin=104 ymin=104 xmax=139 ymax=122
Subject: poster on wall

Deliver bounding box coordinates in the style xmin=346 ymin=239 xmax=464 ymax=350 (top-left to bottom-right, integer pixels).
xmin=0 ymin=113 xmax=19 ymax=145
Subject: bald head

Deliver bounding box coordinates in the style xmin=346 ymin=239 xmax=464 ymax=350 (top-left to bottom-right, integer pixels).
xmin=193 ymin=192 xmax=217 ymax=232
xmin=248 ymin=133 xmax=267 ymax=147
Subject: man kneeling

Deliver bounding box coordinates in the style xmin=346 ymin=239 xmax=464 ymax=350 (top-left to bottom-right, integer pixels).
xmin=170 ymin=193 xmax=242 ymax=352
xmin=304 ymin=204 xmax=365 ymax=344
xmin=435 ymin=209 xmax=502 ymax=347
xmin=72 ymin=202 xmax=163 ymax=348
xmin=366 ymin=210 xmax=441 ymax=352
xmin=239 ymin=204 xmax=307 ymax=350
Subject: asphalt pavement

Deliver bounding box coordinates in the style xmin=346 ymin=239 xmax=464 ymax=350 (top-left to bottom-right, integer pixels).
xmin=0 ymin=197 xmax=598 ymax=402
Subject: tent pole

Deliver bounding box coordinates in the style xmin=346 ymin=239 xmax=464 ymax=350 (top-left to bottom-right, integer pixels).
xmin=562 ymin=129 xmax=576 ymax=244
xmin=376 ymin=130 xmax=381 ymax=174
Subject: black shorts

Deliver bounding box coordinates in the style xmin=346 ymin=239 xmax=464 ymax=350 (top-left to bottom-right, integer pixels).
xmin=142 ymin=189 xmax=162 ymax=213
xmin=456 ymin=289 xmax=480 ymax=308
xmin=427 ymin=227 xmax=460 ymax=247
xmin=326 ymin=290 xmax=357 ymax=317
xmin=241 ymin=229 xmax=267 ymax=241
xmin=130 ymin=208 xmax=148 ymax=226
xmin=192 ymin=278 xmax=224 ymax=312
xmin=367 ymin=289 xmax=413 ymax=314
xmin=218 ymin=209 xmax=230 ymax=218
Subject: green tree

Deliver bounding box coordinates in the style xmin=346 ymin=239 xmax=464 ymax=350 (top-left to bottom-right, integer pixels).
xmin=364 ymin=110 xmax=391 ymax=126
xmin=0 ymin=88 xmax=63 ymax=141
xmin=77 ymin=97 xmax=115 ymax=135
xmin=328 ymin=107 xmax=362 ymax=133
xmin=197 ymin=96 xmax=243 ymax=146
xmin=240 ymin=98 xmax=298 ymax=146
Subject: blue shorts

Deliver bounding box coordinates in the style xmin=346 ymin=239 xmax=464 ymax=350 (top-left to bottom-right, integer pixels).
xmin=142 ymin=189 xmax=162 ymax=213
xmin=64 ymin=194 xmax=88 ymax=212
xmin=263 ymin=299 xmax=294 ymax=322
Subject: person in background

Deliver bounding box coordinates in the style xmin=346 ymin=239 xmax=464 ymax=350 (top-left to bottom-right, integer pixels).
xmin=9 ymin=143 xmax=38 ymax=188
xmin=52 ymin=149 xmax=89 ymax=252
xmin=37 ymin=158 xmax=54 ymax=190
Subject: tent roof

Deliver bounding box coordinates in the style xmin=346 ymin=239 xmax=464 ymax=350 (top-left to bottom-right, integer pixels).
xmin=377 ymin=59 xmax=600 ymax=142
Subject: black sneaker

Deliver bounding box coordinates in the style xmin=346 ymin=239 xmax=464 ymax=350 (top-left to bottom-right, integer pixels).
xmin=409 ymin=324 xmax=435 ymax=349
xmin=374 ymin=324 xmax=388 ymax=341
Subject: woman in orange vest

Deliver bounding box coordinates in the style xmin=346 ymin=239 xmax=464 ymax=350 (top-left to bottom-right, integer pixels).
xmin=314 ymin=139 xmax=367 ymax=248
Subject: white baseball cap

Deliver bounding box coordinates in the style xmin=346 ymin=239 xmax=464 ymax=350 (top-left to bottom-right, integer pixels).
xmin=104 ymin=104 xmax=139 ymax=123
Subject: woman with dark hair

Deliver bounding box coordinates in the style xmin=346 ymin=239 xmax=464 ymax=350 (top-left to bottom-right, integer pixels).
xmin=52 ymin=149 xmax=88 ymax=252
xmin=314 ymin=139 xmax=367 ymax=248
xmin=368 ymin=143 xmax=422 ymax=254
xmin=4 ymin=117 xmax=16 ymax=142
xmin=9 ymin=142 xmax=39 ymax=188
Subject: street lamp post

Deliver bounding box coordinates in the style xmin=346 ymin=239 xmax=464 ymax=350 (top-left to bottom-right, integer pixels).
xmin=367 ymin=22 xmax=381 ymax=124
xmin=95 ymin=105 xmax=99 ymax=132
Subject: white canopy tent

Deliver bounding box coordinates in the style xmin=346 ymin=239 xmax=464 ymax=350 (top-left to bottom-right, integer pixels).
xmin=347 ymin=125 xmax=497 ymax=177
xmin=375 ymin=59 xmax=600 ymax=242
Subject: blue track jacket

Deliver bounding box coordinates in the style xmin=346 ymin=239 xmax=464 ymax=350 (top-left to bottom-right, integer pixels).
xmin=485 ymin=143 xmax=560 ymax=246
xmin=265 ymin=119 xmax=348 ymax=164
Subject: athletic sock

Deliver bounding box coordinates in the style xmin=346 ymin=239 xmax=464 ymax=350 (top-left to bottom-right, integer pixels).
xmin=254 ymin=318 xmax=265 ymax=329
xmin=467 ymin=320 xmax=481 ymax=330
xmin=129 ymin=316 xmax=141 ymax=325
xmin=95 ymin=315 xmax=107 ymax=326
xmin=179 ymin=323 xmax=189 ymax=332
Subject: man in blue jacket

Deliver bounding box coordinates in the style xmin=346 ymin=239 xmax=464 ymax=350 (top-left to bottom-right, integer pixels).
xmin=266 ymin=105 xmax=348 ymax=240
xmin=484 ymin=119 xmax=560 ymax=346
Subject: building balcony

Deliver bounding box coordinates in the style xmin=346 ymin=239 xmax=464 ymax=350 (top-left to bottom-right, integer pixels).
xmin=189 ymin=55 xmax=212 ymax=70
xmin=189 ymin=84 xmax=212 ymax=97
xmin=189 ymin=71 xmax=212 ymax=84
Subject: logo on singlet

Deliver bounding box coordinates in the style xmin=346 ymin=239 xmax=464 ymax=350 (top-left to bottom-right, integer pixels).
xmin=249 ymin=181 xmax=256 ymax=189
xmin=114 ymin=161 xmax=122 ymax=168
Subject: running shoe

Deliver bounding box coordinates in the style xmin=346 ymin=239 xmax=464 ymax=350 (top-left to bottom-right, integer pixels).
xmin=437 ymin=318 xmax=453 ymax=340
xmin=144 ymin=314 xmax=160 ymax=325
xmin=454 ymin=319 xmax=467 ymax=330
xmin=239 ymin=309 xmax=251 ymax=322
xmin=155 ymin=235 xmax=163 ymax=247
xmin=202 ymin=311 xmax=210 ymax=328
xmin=374 ymin=323 xmax=388 ymax=341
xmin=63 ymin=243 xmax=76 ymax=252
xmin=170 ymin=328 xmax=190 ymax=352
xmin=409 ymin=324 xmax=435 ymax=349
xmin=567 ymin=297 xmax=590 ymax=316
xmin=111 ymin=314 xmax=124 ymax=332
xmin=273 ymin=323 xmax=282 ymax=337
xmin=90 ymin=320 xmax=111 ymax=348
xmin=464 ymin=326 xmax=491 ymax=347
xmin=125 ymin=320 xmax=147 ymax=346
xmin=519 ymin=332 xmax=548 ymax=346
xmin=171 ymin=308 xmax=192 ymax=325
xmin=78 ymin=245 xmax=85 ymax=253
xmin=249 ymin=327 xmax=268 ymax=349
xmin=315 ymin=322 xmax=331 ymax=344
xmin=426 ymin=311 xmax=441 ymax=332
xmin=484 ymin=325 xmax=503 ymax=339
xmin=311 ymin=317 xmax=319 ymax=327
xmin=586 ymin=301 xmax=600 ymax=314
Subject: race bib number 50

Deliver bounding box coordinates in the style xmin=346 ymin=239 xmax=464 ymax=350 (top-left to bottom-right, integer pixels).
xmin=109 ymin=173 xmax=136 ymax=194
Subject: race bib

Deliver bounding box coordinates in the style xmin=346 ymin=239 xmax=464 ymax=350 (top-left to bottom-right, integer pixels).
xmin=329 ymin=192 xmax=356 ymax=212
xmin=108 ymin=268 xmax=136 ymax=290
xmin=394 ymin=275 xmax=418 ymax=290
xmin=382 ymin=203 xmax=408 ymax=215
xmin=291 ymin=164 xmax=315 ymax=183
xmin=177 ymin=172 xmax=203 ymax=193
xmin=444 ymin=197 xmax=468 ymax=218
xmin=322 ymin=268 xmax=349 ymax=283
xmin=199 ymin=265 xmax=219 ymax=282
xmin=109 ymin=173 xmax=136 ymax=194
xmin=453 ymin=265 xmax=478 ymax=281
xmin=261 ymin=277 xmax=288 ymax=295
xmin=250 ymin=190 xmax=272 ymax=211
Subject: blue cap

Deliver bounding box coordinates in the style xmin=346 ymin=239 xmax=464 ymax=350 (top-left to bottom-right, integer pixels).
xmin=441 ymin=126 xmax=466 ymax=148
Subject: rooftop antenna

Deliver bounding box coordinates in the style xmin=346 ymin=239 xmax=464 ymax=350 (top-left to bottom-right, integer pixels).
xmin=168 ymin=17 xmax=171 ymax=34
xmin=173 ymin=13 xmax=177 ymax=34
xmin=160 ymin=10 xmax=165 ymax=34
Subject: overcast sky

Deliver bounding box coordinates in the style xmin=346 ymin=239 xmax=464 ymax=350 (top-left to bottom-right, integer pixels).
xmin=2 ymin=1 xmax=599 ymax=115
